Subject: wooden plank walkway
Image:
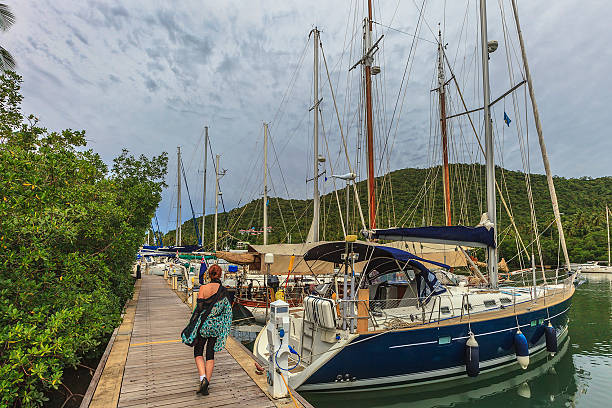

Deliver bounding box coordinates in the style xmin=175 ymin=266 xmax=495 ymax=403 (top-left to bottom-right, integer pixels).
xmin=88 ymin=274 xmax=305 ymax=408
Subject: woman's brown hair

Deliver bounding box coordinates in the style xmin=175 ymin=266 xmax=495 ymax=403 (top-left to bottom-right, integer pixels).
xmin=208 ymin=264 xmax=222 ymax=280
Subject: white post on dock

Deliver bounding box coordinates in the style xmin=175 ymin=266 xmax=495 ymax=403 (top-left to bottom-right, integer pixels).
xmin=192 ymin=288 xmax=198 ymax=311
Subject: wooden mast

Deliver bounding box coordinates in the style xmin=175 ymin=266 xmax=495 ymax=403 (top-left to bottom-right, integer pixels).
xmin=437 ymin=30 xmax=452 ymax=226
xmin=364 ymin=0 xmax=376 ymax=230
xmin=510 ymin=0 xmax=571 ymax=271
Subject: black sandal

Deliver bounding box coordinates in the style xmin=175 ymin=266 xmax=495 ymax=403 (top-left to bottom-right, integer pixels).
xmin=197 ymin=377 xmax=209 ymax=395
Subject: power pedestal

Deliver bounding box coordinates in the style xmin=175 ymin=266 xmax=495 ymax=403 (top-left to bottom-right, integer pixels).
xmin=266 ymin=299 xmax=290 ymax=398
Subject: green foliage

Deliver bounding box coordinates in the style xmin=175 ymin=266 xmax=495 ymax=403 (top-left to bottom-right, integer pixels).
xmin=168 ymin=163 xmax=611 ymax=267
xmin=0 ymin=3 xmax=16 ymax=71
xmin=0 ymin=72 xmax=168 ymax=407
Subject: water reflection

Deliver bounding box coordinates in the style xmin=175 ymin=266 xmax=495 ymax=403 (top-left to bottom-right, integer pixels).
xmin=303 ymin=277 xmax=612 ymax=408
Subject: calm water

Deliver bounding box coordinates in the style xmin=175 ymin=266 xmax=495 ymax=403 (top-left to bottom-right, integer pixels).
xmin=303 ymin=274 xmax=612 ymax=408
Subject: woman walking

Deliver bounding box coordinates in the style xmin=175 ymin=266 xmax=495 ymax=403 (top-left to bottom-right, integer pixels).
xmin=181 ymin=264 xmax=232 ymax=396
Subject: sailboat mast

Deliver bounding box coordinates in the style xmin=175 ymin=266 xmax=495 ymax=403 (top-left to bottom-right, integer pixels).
xmin=214 ymin=154 xmax=220 ymax=252
xmin=312 ymin=28 xmax=320 ymax=242
xmin=364 ymin=0 xmax=376 ymax=230
xmin=201 ymin=126 xmax=208 ymax=247
xmin=607 ymin=205 xmax=610 ymax=266
xmin=263 ymin=123 xmax=269 ymax=245
xmin=510 ymin=0 xmax=571 ymax=271
xmin=479 ymin=0 xmax=498 ymax=288
xmin=437 ymin=30 xmax=451 ymax=227
xmin=176 ymin=146 xmax=182 ymax=246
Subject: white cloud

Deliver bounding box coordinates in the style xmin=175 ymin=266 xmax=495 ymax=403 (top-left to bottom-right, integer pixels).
xmin=5 ymin=0 xmax=610 ymax=231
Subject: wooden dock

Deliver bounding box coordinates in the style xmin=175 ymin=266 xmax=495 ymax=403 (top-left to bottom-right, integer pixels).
xmin=82 ymin=274 xmax=312 ymax=408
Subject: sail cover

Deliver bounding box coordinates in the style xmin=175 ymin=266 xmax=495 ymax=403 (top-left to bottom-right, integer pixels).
xmin=367 ymin=226 xmax=495 ymax=248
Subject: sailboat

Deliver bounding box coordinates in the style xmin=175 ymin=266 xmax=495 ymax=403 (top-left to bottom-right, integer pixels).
xmin=253 ymin=0 xmax=576 ymax=391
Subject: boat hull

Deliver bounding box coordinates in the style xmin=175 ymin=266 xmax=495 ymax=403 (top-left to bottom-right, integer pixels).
xmin=298 ymin=295 xmax=571 ymax=391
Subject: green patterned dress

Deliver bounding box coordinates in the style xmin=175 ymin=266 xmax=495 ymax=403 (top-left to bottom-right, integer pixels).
xmin=182 ymin=290 xmax=233 ymax=351
xmin=199 ymin=297 xmax=232 ymax=351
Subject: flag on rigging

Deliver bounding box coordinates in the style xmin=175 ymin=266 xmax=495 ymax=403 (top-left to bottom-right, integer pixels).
xmin=503 ymin=112 xmax=512 ymax=127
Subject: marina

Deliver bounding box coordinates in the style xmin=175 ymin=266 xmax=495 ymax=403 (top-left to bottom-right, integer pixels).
xmin=2 ymin=1 xmax=612 ymax=408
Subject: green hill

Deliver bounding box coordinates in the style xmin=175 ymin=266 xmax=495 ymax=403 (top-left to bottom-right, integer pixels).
xmin=162 ymin=164 xmax=612 ymax=267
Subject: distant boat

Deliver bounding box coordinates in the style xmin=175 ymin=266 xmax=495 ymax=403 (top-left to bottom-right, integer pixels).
xmin=579 ymin=261 xmax=612 ymax=273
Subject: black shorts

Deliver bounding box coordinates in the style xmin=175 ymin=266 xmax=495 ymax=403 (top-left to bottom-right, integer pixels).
xmin=193 ymin=336 xmax=217 ymax=360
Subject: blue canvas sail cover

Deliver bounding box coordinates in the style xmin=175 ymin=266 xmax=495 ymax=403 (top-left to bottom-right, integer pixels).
xmin=137 ymin=252 xmax=172 ymax=258
xmin=145 ymin=245 xmax=202 ymax=253
xmin=142 ymin=245 xmax=162 ymax=250
xmin=302 ymin=242 xmax=447 ymax=300
xmin=367 ymin=225 xmax=495 ymax=248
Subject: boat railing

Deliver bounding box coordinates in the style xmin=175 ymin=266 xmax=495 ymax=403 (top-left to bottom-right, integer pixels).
xmin=338 ymin=275 xmax=574 ymax=331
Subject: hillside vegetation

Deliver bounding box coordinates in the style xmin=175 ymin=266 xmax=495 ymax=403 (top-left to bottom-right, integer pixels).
xmin=165 ymin=163 xmax=612 ymax=267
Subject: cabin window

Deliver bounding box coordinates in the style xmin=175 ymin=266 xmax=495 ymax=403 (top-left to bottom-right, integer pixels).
xmin=440 ymin=306 xmax=451 ymax=314
xmin=530 ymin=320 xmax=537 ymax=327
xmin=438 ymin=336 xmax=451 ymax=345
xmin=499 ymin=297 xmax=512 ymax=305
xmin=538 ymin=319 xmax=545 ymax=325
xmin=463 ymin=303 xmax=473 ymax=311
xmin=483 ymin=300 xmax=496 ymax=308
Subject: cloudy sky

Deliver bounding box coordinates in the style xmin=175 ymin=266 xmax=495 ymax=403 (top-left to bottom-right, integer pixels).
xmin=5 ymin=0 xmax=610 ymax=232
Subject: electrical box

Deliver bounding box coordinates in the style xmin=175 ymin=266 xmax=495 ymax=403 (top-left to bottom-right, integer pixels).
xmin=266 ymin=299 xmax=290 ymax=398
